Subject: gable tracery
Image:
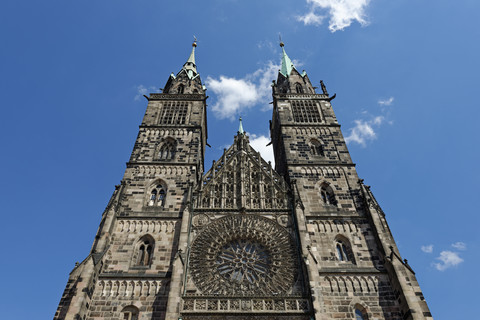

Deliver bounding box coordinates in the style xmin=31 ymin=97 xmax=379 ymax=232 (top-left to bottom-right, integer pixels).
xmin=198 ymin=139 xmax=289 ymax=210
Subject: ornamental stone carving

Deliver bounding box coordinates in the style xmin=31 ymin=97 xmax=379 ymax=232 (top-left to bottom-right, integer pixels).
xmin=192 ymin=213 xmax=210 ymax=227
xmin=189 ymin=215 xmax=298 ymax=296
xmin=276 ymin=214 xmax=292 ymax=227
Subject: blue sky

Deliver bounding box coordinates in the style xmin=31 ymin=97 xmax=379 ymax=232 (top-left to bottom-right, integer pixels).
xmin=1 ymin=0 xmax=479 ymax=318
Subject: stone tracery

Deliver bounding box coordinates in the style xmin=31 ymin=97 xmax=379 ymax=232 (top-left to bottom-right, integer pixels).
xmin=199 ymin=133 xmax=288 ymax=210
xmin=216 ymin=240 xmax=270 ymax=285
xmin=189 ymin=215 xmax=297 ymax=296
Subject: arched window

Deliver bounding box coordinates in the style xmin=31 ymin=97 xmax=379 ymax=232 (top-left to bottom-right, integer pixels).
xmin=336 ymin=240 xmax=350 ymax=262
xmin=310 ymin=139 xmax=324 ymax=156
xmin=354 ymin=305 xmax=369 ymax=320
xmin=178 ymin=84 xmax=185 ymax=94
xmin=149 ymin=183 xmax=166 ymax=207
xmin=135 ymin=235 xmax=154 ymax=267
xmin=121 ymin=305 xmax=139 ymax=320
xmin=295 ymin=83 xmax=303 ymax=93
xmin=335 ymin=236 xmax=355 ymax=264
xmin=320 ymin=183 xmax=337 ymax=206
xmin=159 ymin=139 xmax=176 ymax=160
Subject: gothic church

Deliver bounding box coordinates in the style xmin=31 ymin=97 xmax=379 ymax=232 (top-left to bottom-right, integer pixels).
xmin=54 ymin=41 xmax=432 ymax=320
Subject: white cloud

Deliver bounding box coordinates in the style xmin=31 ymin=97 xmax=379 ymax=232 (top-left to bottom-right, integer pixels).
xmin=421 ymin=245 xmax=434 ymax=253
xmin=345 ymin=95 xmax=395 ymax=147
xmin=249 ymin=134 xmax=275 ymax=166
xmin=297 ymin=11 xmax=325 ymax=26
xmin=134 ymin=85 xmax=157 ymax=101
xmin=256 ymin=40 xmax=275 ymax=52
xmin=345 ymin=116 xmax=384 ymax=147
xmin=297 ymin=0 xmax=371 ymax=32
xmin=206 ymin=76 xmax=260 ymax=120
xmin=432 ymin=251 xmax=464 ymax=271
xmin=206 ymin=62 xmax=280 ymax=120
xmin=451 ymin=242 xmax=467 ymax=251
xmin=378 ymin=97 xmax=394 ymax=106
xmin=249 ymin=61 xmax=279 ymax=101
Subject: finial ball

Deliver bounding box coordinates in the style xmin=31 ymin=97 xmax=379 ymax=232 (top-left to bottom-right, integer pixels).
xmin=279 ymin=42 xmax=285 ymax=47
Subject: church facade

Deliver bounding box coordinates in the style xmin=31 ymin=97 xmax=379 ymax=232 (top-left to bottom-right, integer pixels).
xmin=54 ymin=42 xmax=432 ymax=320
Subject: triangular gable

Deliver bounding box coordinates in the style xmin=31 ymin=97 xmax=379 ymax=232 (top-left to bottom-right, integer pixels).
xmin=199 ymin=134 xmax=289 ymax=210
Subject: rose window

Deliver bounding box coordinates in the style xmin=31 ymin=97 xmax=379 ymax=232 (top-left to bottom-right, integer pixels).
xmin=189 ymin=215 xmax=297 ymax=296
xmin=216 ymin=240 xmax=270 ymax=284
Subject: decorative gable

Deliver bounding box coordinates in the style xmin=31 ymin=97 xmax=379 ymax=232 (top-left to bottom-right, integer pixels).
xmin=198 ymin=133 xmax=289 ymax=210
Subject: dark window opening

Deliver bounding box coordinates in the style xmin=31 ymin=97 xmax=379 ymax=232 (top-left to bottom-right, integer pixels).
xmin=320 ymin=184 xmax=337 ymax=206
xmin=295 ymin=83 xmax=303 ymax=93
xmin=311 ymin=139 xmax=324 ymax=156
xmin=178 ymin=84 xmax=185 ymax=94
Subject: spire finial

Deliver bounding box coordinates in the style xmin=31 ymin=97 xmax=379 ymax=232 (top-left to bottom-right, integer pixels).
xmin=279 ymin=33 xmax=284 ymax=47
xmin=238 ymin=117 xmax=245 ymax=135
xmin=192 ymin=35 xmax=197 ymax=47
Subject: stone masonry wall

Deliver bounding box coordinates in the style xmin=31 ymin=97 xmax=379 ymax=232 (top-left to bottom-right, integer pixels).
xmin=103 ymin=219 xmax=180 ymax=274
xmin=87 ymin=280 xmax=170 ymax=320
xmin=306 ymin=219 xmax=383 ymax=270
xmin=318 ymin=274 xmax=402 ymax=319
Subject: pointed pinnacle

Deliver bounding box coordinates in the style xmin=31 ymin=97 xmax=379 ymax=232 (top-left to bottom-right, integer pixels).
xmin=238 ymin=117 xmax=245 ymax=135
xmin=182 ymin=40 xmax=198 ymax=79
xmin=280 ymin=43 xmax=294 ymax=77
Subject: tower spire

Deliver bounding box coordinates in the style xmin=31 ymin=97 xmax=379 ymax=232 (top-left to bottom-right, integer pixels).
xmin=238 ymin=117 xmax=245 ymax=135
xmin=163 ymin=38 xmax=203 ymax=94
xmin=279 ymin=41 xmax=294 ymax=77
xmin=182 ymin=37 xmax=198 ymax=78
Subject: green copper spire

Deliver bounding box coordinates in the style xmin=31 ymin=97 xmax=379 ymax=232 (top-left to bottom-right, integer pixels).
xmin=279 ymin=42 xmax=294 ymax=77
xmin=186 ymin=42 xmax=196 ymax=65
xmin=182 ymin=39 xmax=198 ymax=79
xmin=238 ymin=117 xmax=245 ymax=135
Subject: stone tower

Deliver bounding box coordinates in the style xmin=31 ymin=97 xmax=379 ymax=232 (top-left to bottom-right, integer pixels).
xmin=54 ymin=42 xmax=432 ymax=320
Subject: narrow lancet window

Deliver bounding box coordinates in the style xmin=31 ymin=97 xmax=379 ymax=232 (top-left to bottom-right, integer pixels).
xmin=335 ymin=236 xmax=355 ymax=264
xmin=311 ymin=139 xmax=324 ymax=156
xmin=159 ymin=139 xmax=176 ymax=160
xmin=178 ymin=84 xmax=185 ymax=94
xmin=295 ymin=83 xmax=303 ymax=93
xmin=148 ymin=183 xmax=166 ymax=207
xmin=320 ymin=183 xmax=337 ymax=206
xmin=336 ymin=241 xmax=350 ymax=261
xmin=135 ymin=236 xmax=154 ymax=267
